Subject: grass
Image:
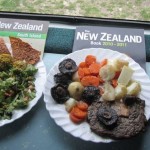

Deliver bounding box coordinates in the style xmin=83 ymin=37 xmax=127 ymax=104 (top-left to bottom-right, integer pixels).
xmin=0 ymin=0 xmax=149 ymax=21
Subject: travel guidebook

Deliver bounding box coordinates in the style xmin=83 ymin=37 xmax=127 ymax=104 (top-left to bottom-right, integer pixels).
xmin=0 ymin=18 xmax=49 ymax=58
xmin=73 ymin=26 xmax=146 ymax=70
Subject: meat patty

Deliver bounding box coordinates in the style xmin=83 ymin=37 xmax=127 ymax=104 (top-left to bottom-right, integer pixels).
xmin=88 ymin=98 xmax=147 ymax=139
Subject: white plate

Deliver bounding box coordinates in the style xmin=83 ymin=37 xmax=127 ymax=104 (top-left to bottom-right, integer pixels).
xmin=43 ymin=48 xmax=150 ymax=143
xmin=0 ymin=60 xmax=46 ymax=126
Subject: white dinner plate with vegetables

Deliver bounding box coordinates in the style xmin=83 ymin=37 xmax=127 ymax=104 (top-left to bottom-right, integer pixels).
xmin=43 ymin=48 xmax=150 ymax=143
xmin=0 ymin=58 xmax=46 ymax=127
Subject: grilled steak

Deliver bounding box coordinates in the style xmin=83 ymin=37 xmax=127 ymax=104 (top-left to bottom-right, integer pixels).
xmin=88 ymin=98 xmax=147 ymax=139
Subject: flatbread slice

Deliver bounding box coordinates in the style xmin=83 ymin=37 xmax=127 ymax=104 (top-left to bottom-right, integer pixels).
xmin=9 ymin=37 xmax=41 ymax=64
xmin=0 ymin=38 xmax=10 ymax=54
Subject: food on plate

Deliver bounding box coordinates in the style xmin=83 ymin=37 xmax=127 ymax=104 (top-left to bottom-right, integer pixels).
xmin=51 ymin=83 xmax=70 ymax=104
xmin=68 ymin=82 xmax=84 ymax=100
xmin=101 ymin=82 xmax=115 ymax=101
xmin=0 ymin=38 xmax=10 ymax=54
xmin=0 ymin=54 xmax=38 ymax=120
xmin=97 ymin=107 xmax=118 ymax=128
xmin=127 ymin=81 xmax=141 ymax=96
xmin=70 ymin=101 xmax=88 ymax=124
xmin=54 ymin=73 xmax=72 ymax=85
xmin=117 ymin=66 xmax=134 ymax=85
xmin=0 ymin=54 xmax=13 ymax=71
xmin=59 ymin=58 xmax=78 ymax=75
xmin=50 ymin=54 xmax=146 ymax=139
xmin=88 ymin=98 xmax=147 ymax=139
xmin=9 ymin=37 xmax=41 ymax=65
xmin=65 ymin=98 xmax=77 ymax=112
xmin=99 ymin=65 xmax=116 ymax=81
xmin=115 ymin=84 xmax=127 ymax=100
xmin=82 ymin=86 xmax=100 ymax=104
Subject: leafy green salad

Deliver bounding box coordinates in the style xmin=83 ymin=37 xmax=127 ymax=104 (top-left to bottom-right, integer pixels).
xmin=0 ymin=54 xmax=38 ymax=120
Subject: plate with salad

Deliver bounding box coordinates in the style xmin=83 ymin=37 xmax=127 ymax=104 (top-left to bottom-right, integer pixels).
xmin=44 ymin=48 xmax=150 ymax=143
xmin=0 ymin=37 xmax=46 ymax=126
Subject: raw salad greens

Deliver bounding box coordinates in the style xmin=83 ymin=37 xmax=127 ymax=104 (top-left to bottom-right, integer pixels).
xmin=0 ymin=54 xmax=38 ymax=120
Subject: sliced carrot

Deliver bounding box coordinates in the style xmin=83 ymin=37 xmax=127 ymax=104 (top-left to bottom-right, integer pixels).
xmin=79 ymin=62 xmax=87 ymax=68
xmin=99 ymin=59 xmax=107 ymax=68
xmin=70 ymin=107 xmax=87 ymax=119
xmin=70 ymin=113 xmax=83 ymax=124
xmin=112 ymin=79 xmax=118 ymax=88
xmin=89 ymin=63 xmax=101 ymax=75
xmin=78 ymin=68 xmax=85 ymax=79
xmin=76 ymin=101 xmax=88 ymax=111
xmin=81 ymin=75 xmax=99 ymax=87
xmin=78 ymin=67 xmax=90 ymax=79
xmin=85 ymin=55 xmax=96 ymax=66
xmin=82 ymin=68 xmax=91 ymax=76
xmin=114 ymin=71 xmax=121 ymax=79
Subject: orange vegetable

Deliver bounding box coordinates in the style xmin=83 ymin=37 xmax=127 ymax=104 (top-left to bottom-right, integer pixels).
xmin=112 ymin=79 xmax=118 ymax=88
xmin=78 ymin=68 xmax=85 ymax=79
xmin=70 ymin=113 xmax=83 ymax=124
xmin=85 ymin=55 xmax=96 ymax=66
xmin=114 ymin=71 xmax=121 ymax=79
xmin=82 ymin=68 xmax=91 ymax=76
xmin=79 ymin=62 xmax=87 ymax=68
xmin=99 ymin=59 xmax=107 ymax=68
xmin=76 ymin=101 xmax=88 ymax=111
xmin=70 ymin=107 xmax=87 ymax=119
xmin=81 ymin=75 xmax=99 ymax=87
xmin=78 ymin=67 xmax=90 ymax=79
xmin=89 ymin=63 xmax=101 ymax=75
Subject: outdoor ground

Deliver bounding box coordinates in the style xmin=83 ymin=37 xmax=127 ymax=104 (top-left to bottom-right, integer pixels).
xmin=0 ymin=0 xmax=149 ymax=21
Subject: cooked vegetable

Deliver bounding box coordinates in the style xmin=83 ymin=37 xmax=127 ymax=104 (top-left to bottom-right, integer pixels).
xmin=111 ymin=79 xmax=118 ymax=88
xmin=82 ymin=86 xmax=100 ymax=104
xmin=78 ymin=67 xmax=91 ymax=78
xmin=72 ymin=71 xmax=80 ymax=82
xmin=13 ymin=60 xmax=27 ymax=70
xmin=102 ymin=82 xmax=115 ymax=101
xmin=68 ymin=82 xmax=84 ymax=100
xmin=123 ymin=95 xmax=138 ymax=106
xmin=70 ymin=107 xmax=87 ymax=119
xmin=97 ymin=107 xmax=118 ymax=128
xmin=115 ymin=84 xmax=127 ymax=100
xmin=54 ymin=73 xmax=72 ymax=85
xmin=59 ymin=58 xmax=78 ymax=75
xmin=127 ymin=81 xmax=141 ymax=96
xmin=117 ymin=66 xmax=134 ymax=86
xmin=51 ymin=84 xmax=70 ymax=104
xmin=0 ymin=54 xmax=13 ymax=71
xmin=99 ymin=59 xmax=108 ymax=68
xmin=85 ymin=55 xmax=96 ymax=66
xmin=0 ymin=56 xmax=37 ymax=120
xmin=81 ymin=75 xmax=99 ymax=87
xmin=79 ymin=62 xmax=87 ymax=68
xmin=76 ymin=101 xmax=88 ymax=111
xmin=99 ymin=65 xmax=115 ymax=81
xmin=65 ymin=98 xmax=77 ymax=112
xmin=112 ymin=59 xmax=129 ymax=71
xmin=70 ymin=113 xmax=83 ymax=124
xmin=89 ymin=63 xmax=101 ymax=75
